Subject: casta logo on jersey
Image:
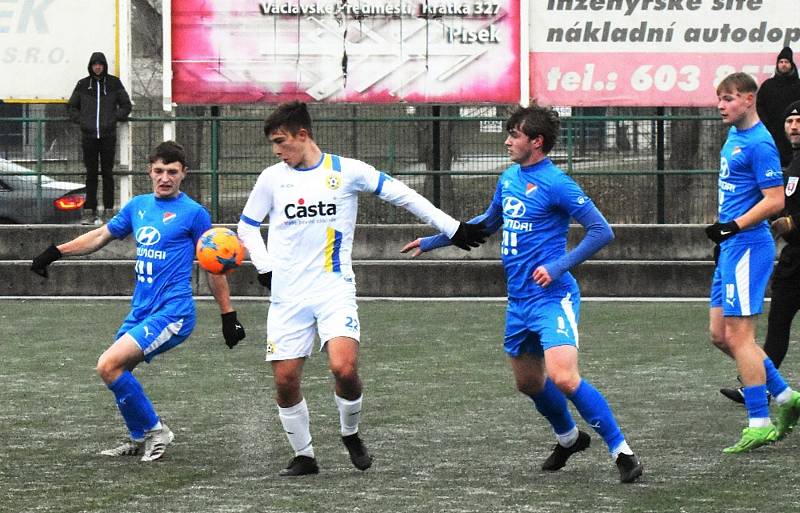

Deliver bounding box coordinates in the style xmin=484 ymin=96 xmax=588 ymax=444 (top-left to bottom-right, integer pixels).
xmin=285 ymin=197 xmax=337 ymax=219
xmin=135 ymin=226 xmax=161 ymax=246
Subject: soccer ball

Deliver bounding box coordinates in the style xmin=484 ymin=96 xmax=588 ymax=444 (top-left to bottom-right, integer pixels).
xmin=196 ymin=227 xmax=244 ymax=274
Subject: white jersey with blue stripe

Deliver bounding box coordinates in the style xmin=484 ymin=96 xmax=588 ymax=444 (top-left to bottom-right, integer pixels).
xmin=238 ymin=153 xmax=460 ymax=302
xmin=107 ymin=192 xmax=212 ymax=315
xmin=718 ymin=121 xmax=783 ymax=245
xmin=493 ymin=159 xmax=595 ymax=299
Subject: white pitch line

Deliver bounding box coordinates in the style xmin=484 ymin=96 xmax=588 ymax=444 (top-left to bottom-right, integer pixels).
xmin=0 ymin=296 xmax=716 ymax=302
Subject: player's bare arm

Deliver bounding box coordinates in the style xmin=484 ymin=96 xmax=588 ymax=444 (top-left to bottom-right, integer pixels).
xmin=207 ymin=272 xmax=235 ymax=314
xmin=707 ymin=186 xmax=784 ymax=243
xmin=58 ymin=225 xmax=116 ymax=256
xmin=31 ymin=225 xmax=116 ymax=278
xmin=734 ymin=185 xmax=785 ymax=229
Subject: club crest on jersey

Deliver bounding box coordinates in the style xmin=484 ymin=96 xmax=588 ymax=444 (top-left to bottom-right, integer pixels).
xmin=325 ymin=173 xmax=341 ymax=190
xmin=525 ymin=183 xmax=537 ymax=196
xmin=285 ymin=198 xmax=337 ymax=219
xmin=266 ymin=340 xmax=276 ymax=355
xmin=787 ymin=176 xmax=799 ymax=196
xmin=163 ymin=212 xmax=176 ymax=224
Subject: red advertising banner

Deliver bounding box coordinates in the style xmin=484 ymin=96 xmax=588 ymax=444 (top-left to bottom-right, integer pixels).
xmin=529 ymin=0 xmax=797 ymax=107
xmin=172 ymin=0 xmax=521 ymax=104
xmin=531 ymin=52 xmax=781 ymax=107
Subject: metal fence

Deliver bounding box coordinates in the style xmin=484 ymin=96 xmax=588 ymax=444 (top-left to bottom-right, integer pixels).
xmin=1 ymin=108 xmax=726 ymax=224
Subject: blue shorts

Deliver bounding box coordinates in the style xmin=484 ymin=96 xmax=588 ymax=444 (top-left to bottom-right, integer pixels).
xmin=710 ymin=240 xmax=775 ymax=316
xmin=115 ymin=305 xmax=196 ymax=362
xmin=504 ymin=289 xmax=581 ymax=357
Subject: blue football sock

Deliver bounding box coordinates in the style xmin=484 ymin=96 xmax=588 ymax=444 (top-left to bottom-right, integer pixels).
xmin=742 ymin=384 xmax=770 ymax=421
xmin=528 ymin=378 xmax=576 ymax=436
xmin=568 ymin=379 xmax=625 ymax=454
xmin=107 ymin=371 xmax=159 ymax=440
xmin=763 ymin=357 xmax=790 ymax=398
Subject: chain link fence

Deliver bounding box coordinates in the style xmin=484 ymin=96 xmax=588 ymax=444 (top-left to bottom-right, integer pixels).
xmin=1 ymin=104 xmax=726 ymax=224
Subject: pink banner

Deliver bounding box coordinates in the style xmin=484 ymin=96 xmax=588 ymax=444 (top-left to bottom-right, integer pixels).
xmin=172 ymin=0 xmax=520 ymax=104
xmin=531 ymin=52 xmax=779 ymax=107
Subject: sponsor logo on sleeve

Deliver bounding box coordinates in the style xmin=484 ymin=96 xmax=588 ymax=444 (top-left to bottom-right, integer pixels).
xmin=787 ymin=176 xmax=798 ymax=196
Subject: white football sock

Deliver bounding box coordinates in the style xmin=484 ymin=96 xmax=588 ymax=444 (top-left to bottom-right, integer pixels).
xmin=775 ymin=387 xmax=793 ymax=405
xmin=556 ymin=426 xmax=579 ymax=447
xmin=335 ymin=394 xmax=362 ymax=436
xmin=278 ymin=399 xmax=314 ymax=458
xmin=611 ymin=440 xmax=633 ymax=460
xmin=748 ymin=417 xmax=772 ymax=428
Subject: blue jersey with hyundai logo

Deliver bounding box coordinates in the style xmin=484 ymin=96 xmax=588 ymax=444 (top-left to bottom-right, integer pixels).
xmin=107 ymin=192 xmax=212 ymax=315
xmin=492 ymin=159 xmax=595 ymax=299
xmin=717 ymin=121 xmax=783 ymax=246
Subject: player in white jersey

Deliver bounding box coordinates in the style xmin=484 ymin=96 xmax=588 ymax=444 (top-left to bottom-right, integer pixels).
xmin=237 ymin=101 xmax=487 ymax=476
xmin=706 ymin=73 xmax=800 ymax=453
xmin=30 ymin=141 xmax=246 ymax=462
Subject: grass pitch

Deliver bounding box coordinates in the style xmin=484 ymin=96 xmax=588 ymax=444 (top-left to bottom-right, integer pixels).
xmin=2 ymin=299 xmax=800 ymax=513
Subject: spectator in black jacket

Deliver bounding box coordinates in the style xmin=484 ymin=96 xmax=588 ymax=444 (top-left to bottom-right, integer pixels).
xmin=756 ymin=47 xmax=800 ymax=168
xmin=68 ymin=52 xmax=132 ymax=225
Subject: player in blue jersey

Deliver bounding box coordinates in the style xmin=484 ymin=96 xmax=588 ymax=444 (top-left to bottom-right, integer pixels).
xmin=402 ymin=105 xmax=643 ymax=483
xmin=30 ymin=141 xmax=246 ymax=461
xmin=705 ymin=73 xmax=800 ymax=453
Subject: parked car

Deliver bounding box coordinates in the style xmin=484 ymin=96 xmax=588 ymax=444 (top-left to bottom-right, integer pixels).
xmin=0 ymin=158 xmax=85 ymax=223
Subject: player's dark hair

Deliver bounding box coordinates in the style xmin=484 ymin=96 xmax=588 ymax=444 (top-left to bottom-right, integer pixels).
xmin=264 ymin=101 xmax=314 ymax=139
xmin=149 ymin=140 xmax=187 ymax=167
xmin=716 ymin=72 xmax=758 ymax=96
xmin=505 ymin=104 xmax=561 ymax=154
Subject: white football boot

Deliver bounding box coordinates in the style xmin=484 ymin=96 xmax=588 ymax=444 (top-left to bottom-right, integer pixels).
xmin=141 ymin=423 xmax=174 ymax=462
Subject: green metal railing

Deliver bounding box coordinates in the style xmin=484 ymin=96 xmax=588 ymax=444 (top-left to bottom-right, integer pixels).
xmin=1 ymin=113 xmax=724 ymax=224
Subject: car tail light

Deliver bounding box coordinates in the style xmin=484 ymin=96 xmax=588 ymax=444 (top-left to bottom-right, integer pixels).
xmin=54 ymin=194 xmax=85 ymax=211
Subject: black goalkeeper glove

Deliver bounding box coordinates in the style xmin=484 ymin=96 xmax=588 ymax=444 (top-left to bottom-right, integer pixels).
xmin=221 ymin=311 xmax=245 ymax=349
xmin=705 ymin=221 xmax=740 ymax=244
xmin=450 ymin=221 xmax=489 ymax=251
xmin=257 ymin=271 xmax=272 ymax=290
xmin=30 ymin=244 xmax=62 ymax=278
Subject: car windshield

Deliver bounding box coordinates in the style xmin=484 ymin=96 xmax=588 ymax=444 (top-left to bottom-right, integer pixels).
xmin=0 ymin=158 xmax=55 ymax=183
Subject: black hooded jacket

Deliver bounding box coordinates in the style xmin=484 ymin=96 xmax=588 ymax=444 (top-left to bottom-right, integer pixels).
xmin=67 ymin=52 xmax=132 ymax=139
xmin=756 ymin=47 xmax=800 ymax=167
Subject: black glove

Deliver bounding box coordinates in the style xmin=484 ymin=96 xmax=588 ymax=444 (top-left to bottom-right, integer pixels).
xmin=30 ymin=244 xmax=62 ymax=278
xmin=450 ymin=221 xmax=489 ymax=251
xmin=257 ymin=271 xmax=272 ymax=290
xmin=713 ymin=244 xmax=720 ymax=265
xmin=221 ymin=311 xmax=245 ymax=349
xmin=705 ymin=221 xmax=740 ymax=244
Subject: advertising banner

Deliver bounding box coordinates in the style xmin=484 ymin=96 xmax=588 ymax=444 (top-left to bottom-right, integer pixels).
xmin=0 ymin=0 xmax=119 ymax=102
xmin=529 ymin=0 xmax=798 ymax=106
xmin=171 ymin=0 xmax=521 ymax=104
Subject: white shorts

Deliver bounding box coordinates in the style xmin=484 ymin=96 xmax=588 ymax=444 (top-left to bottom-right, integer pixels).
xmin=265 ymin=285 xmax=360 ymax=361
